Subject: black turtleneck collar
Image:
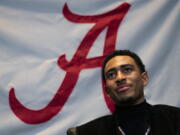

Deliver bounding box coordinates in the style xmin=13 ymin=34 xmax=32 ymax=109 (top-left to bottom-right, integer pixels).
xmin=114 ymin=101 xmax=151 ymax=135
xmin=115 ymin=100 xmax=150 ymax=115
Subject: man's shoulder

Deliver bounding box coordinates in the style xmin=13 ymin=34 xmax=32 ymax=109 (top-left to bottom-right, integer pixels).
xmin=152 ymin=104 xmax=180 ymax=113
xmin=75 ymin=114 xmax=114 ymax=135
xmin=67 ymin=114 xmax=114 ymax=135
xmin=78 ymin=114 xmax=113 ymax=129
xmin=151 ymin=104 xmax=180 ymax=123
xmin=152 ymin=104 xmax=180 ymax=132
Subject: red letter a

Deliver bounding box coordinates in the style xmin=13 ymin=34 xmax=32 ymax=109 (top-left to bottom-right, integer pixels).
xmin=9 ymin=2 xmax=131 ymax=124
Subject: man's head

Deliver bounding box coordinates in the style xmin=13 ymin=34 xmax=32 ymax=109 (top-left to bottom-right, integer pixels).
xmin=102 ymin=50 xmax=148 ymax=106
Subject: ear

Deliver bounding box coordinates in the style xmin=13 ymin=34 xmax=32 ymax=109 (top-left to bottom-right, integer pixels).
xmin=141 ymin=72 xmax=149 ymax=86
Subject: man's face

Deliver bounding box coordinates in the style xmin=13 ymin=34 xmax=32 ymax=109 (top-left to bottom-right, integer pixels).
xmin=104 ymin=56 xmax=148 ymax=106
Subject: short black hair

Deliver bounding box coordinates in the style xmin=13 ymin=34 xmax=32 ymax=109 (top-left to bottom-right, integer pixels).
xmin=102 ymin=50 xmax=146 ymax=82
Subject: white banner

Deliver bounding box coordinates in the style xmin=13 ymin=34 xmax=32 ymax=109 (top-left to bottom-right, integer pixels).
xmin=0 ymin=0 xmax=179 ymax=135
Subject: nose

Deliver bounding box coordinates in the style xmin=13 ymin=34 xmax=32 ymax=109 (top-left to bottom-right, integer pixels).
xmin=115 ymin=71 xmax=126 ymax=85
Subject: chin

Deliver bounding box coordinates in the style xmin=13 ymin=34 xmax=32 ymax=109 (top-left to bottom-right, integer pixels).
xmin=116 ymin=96 xmax=139 ymax=106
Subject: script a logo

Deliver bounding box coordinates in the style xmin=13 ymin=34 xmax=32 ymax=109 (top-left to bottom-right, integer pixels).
xmin=9 ymin=2 xmax=131 ymax=124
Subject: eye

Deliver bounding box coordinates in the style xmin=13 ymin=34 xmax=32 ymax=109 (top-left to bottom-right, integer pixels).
xmin=123 ymin=67 xmax=133 ymax=74
xmin=105 ymin=70 xmax=117 ymax=80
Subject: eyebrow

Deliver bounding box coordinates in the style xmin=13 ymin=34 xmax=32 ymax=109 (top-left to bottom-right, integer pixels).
xmin=121 ymin=64 xmax=134 ymax=68
xmin=106 ymin=64 xmax=134 ymax=73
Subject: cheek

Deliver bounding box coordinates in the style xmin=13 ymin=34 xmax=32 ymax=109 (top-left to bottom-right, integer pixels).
xmin=106 ymin=80 xmax=114 ymax=86
xmin=134 ymin=78 xmax=144 ymax=92
xmin=105 ymin=81 xmax=117 ymax=92
xmin=128 ymin=75 xmax=143 ymax=87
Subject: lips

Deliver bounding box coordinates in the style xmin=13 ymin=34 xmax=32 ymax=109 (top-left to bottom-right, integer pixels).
xmin=117 ymin=84 xmax=130 ymax=92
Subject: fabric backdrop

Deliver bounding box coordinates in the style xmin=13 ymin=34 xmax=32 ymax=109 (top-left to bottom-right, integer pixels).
xmin=0 ymin=0 xmax=179 ymax=135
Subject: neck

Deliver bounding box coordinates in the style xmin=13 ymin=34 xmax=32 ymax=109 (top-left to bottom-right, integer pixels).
xmin=116 ymin=97 xmax=145 ymax=108
xmin=115 ymin=100 xmax=148 ymax=112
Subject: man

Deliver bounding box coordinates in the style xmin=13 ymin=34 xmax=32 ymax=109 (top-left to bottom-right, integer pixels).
xmin=67 ymin=50 xmax=180 ymax=135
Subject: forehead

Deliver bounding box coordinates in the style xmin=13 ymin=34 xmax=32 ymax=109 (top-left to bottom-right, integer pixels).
xmin=105 ymin=56 xmax=138 ymax=72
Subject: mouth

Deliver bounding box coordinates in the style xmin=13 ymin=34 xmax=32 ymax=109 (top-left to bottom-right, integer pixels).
xmin=116 ymin=85 xmax=130 ymax=92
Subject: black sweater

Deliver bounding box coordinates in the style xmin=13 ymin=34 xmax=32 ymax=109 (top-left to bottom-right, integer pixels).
xmin=68 ymin=102 xmax=180 ymax=135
